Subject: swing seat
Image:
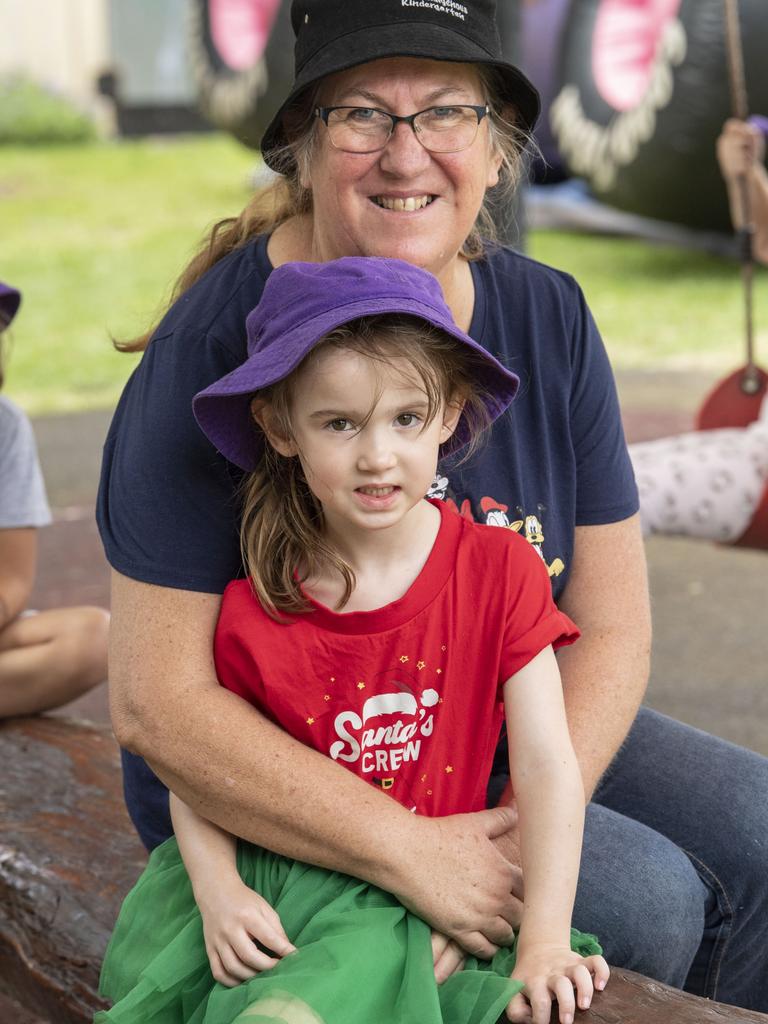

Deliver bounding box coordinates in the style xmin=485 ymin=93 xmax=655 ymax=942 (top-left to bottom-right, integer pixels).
xmin=734 ymin=480 xmax=768 ymax=548
xmin=695 ymin=364 xmax=768 ymax=430
xmin=694 ymin=365 xmax=768 ymax=549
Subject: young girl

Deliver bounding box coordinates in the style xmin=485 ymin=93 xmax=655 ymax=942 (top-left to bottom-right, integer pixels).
xmin=97 ymin=258 xmax=609 ymax=1024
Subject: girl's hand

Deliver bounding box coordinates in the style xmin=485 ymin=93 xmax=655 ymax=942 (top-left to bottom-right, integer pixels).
xmin=717 ymin=119 xmax=766 ymax=181
xmin=195 ymin=875 xmax=296 ymax=987
xmin=431 ymin=930 xmax=466 ymax=983
xmin=506 ymin=945 xmax=609 ymax=1024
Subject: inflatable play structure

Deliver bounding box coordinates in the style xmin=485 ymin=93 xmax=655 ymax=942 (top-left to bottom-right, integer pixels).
xmin=186 ymin=0 xmax=292 ymax=149
xmin=540 ymin=0 xmax=768 ymax=232
xmin=186 ymin=0 xmax=768 ymax=232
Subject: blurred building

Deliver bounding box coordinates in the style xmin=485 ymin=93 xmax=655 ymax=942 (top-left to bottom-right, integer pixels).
xmin=1 ymin=0 xmax=112 ymax=128
xmin=1 ymin=0 xmax=208 ymax=136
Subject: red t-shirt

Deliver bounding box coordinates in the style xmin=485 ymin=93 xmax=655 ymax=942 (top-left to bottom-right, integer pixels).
xmin=214 ymin=500 xmax=579 ymax=816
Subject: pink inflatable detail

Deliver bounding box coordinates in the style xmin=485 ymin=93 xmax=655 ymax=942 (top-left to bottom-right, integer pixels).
xmin=592 ymin=0 xmax=683 ymax=112
xmin=209 ymin=0 xmax=281 ymax=71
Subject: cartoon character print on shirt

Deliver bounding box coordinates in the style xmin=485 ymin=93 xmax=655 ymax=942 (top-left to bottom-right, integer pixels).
xmin=328 ymin=666 xmax=441 ymax=811
xmin=426 ymin=475 xmax=450 ymax=501
xmin=487 ymin=499 xmax=565 ymax=579
xmin=429 ymin=474 xmax=566 ymax=578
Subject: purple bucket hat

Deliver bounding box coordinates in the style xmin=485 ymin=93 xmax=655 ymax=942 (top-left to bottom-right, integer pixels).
xmin=0 ymin=282 xmax=21 ymax=327
xmin=193 ymin=257 xmax=519 ymax=471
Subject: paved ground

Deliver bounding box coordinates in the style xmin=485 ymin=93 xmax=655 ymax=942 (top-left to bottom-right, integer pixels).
xmin=31 ymin=367 xmax=768 ymax=755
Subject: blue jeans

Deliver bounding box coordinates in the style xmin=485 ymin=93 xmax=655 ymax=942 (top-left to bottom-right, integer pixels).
xmin=573 ymin=707 xmax=768 ymax=1012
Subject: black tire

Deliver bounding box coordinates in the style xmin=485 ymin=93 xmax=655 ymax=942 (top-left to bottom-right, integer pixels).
xmin=186 ymin=0 xmax=294 ymax=150
xmin=549 ymin=0 xmax=768 ymax=231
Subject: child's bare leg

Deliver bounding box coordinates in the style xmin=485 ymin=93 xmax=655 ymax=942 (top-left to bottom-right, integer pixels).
xmin=232 ymin=992 xmax=326 ymax=1024
xmin=0 ymin=606 xmax=109 ymax=717
xmin=629 ymin=425 xmax=768 ymax=541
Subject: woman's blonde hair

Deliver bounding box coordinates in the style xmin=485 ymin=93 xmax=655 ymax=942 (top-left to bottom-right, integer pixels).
xmin=240 ymin=312 xmax=494 ymax=619
xmin=119 ymin=66 xmax=530 ymax=353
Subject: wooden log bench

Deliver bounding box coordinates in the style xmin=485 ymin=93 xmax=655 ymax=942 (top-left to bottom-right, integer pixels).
xmin=0 ymin=717 xmax=145 ymax=1022
xmin=1 ymin=716 xmax=766 ymax=1024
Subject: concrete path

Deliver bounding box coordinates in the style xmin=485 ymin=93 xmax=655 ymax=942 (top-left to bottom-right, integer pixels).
xmin=31 ymin=369 xmax=768 ymax=755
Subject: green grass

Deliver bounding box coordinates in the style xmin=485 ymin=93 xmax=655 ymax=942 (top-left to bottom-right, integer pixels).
xmin=2 ymin=132 xmax=766 ymax=414
xmin=530 ymin=231 xmax=768 ymax=373
xmin=2 ymin=134 xmax=256 ymax=414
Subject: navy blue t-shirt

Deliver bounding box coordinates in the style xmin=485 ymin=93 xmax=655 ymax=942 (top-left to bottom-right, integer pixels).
xmin=98 ymin=235 xmax=638 ymax=850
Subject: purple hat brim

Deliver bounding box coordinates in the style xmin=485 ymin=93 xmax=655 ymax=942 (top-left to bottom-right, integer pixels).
xmin=0 ymin=282 xmax=21 ymax=326
xmin=193 ymin=294 xmax=518 ymax=471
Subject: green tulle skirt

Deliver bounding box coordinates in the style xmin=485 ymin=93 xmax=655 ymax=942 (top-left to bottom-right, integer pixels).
xmin=96 ymin=838 xmax=601 ymax=1024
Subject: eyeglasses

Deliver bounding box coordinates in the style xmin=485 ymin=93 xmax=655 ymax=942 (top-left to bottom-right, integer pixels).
xmin=315 ymin=104 xmax=490 ymax=155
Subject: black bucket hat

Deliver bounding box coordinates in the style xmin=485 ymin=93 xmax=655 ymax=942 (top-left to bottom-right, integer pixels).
xmin=260 ymin=0 xmax=540 ymax=169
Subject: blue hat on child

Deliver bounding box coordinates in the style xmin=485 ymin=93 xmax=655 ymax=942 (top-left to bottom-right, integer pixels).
xmin=0 ymin=282 xmax=21 ymax=326
xmin=193 ymin=257 xmax=519 ymax=471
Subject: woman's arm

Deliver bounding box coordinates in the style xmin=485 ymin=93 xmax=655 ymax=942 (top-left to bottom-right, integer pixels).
xmin=556 ymin=514 xmax=651 ymax=800
xmin=0 ymin=528 xmax=36 ymax=631
xmin=504 ymin=646 xmax=609 ymax=1024
xmin=110 ymin=570 xmax=519 ymax=955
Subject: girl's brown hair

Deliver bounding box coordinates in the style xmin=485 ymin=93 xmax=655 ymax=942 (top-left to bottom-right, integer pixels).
xmin=240 ymin=313 xmax=494 ymax=619
xmin=118 ymin=68 xmax=530 ymax=354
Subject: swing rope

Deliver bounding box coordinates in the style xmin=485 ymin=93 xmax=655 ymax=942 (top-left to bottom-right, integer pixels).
xmin=723 ymin=0 xmax=760 ymax=393
xmin=688 ymin=2 xmax=768 ymax=546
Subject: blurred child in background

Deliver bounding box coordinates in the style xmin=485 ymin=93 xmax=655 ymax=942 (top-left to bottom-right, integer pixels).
xmin=0 ymin=281 xmax=109 ymax=717
xmin=629 ymin=117 xmax=768 ymax=542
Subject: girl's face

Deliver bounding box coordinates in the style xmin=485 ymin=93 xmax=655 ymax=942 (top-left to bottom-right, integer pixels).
xmin=262 ymin=345 xmax=461 ymax=539
xmin=303 ymin=57 xmax=502 ymax=285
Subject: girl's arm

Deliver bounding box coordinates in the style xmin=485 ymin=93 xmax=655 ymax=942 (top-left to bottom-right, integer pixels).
xmin=169 ymin=792 xmax=295 ymax=986
xmin=503 ymin=646 xmax=609 ymax=1024
xmin=491 ymin=516 xmax=649 ymax=927
xmin=556 ymin=516 xmax=650 ymax=801
xmin=717 ymin=118 xmax=768 ymax=265
xmin=0 ymin=527 xmax=36 ymax=631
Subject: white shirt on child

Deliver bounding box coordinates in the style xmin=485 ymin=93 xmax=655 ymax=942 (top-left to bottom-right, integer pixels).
xmin=0 ymin=394 xmax=52 ymax=529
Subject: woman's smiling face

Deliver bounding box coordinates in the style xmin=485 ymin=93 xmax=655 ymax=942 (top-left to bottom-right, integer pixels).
xmin=303 ymin=57 xmax=502 ymax=281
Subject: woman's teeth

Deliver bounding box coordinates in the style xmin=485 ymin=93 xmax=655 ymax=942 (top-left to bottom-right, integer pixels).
xmin=372 ymin=195 xmax=434 ymax=211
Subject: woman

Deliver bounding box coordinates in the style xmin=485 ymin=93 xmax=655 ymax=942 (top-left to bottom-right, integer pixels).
xmin=98 ymin=0 xmax=768 ymax=1011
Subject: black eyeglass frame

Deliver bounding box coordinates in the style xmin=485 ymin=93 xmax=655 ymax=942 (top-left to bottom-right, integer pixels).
xmin=314 ymin=104 xmax=490 ymax=153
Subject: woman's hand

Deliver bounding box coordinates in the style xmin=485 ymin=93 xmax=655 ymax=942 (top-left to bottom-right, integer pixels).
xmin=489 ymin=800 xmax=525 ymax=923
xmin=431 ymin=930 xmax=467 ymax=983
xmin=506 ymin=945 xmax=609 ymax=1024
xmin=195 ymin=875 xmax=296 ymax=987
xmin=395 ymin=805 xmax=520 ymax=957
